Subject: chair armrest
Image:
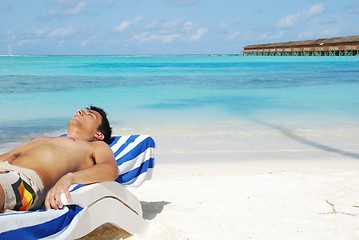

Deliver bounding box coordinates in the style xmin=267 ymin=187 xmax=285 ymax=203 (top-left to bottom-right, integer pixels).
xmin=62 ymin=182 xmax=143 ymax=216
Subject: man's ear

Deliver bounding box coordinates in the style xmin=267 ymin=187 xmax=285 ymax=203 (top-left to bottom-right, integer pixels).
xmin=94 ymin=131 xmax=105 ymax=141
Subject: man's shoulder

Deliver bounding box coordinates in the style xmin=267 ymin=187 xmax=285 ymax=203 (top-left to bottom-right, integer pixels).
xmin=90 ymin=140 xmax=112 ymax=150
xmin=91 ymin=141 xmax=116 ymax=162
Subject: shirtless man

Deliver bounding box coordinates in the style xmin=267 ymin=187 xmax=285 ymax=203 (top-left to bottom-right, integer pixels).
xmin=0 ymin=106 xmax=118 ymax=212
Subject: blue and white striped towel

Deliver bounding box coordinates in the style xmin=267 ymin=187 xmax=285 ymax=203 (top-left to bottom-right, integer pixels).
xmin=0 ymin=135 xmax=155 ymax=240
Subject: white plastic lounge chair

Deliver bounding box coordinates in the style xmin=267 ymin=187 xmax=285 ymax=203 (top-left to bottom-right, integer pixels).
xmin=53 ymin=182 xmax=149 ymax=239
xmin=0 ymin=135 xmax=155 ymax=240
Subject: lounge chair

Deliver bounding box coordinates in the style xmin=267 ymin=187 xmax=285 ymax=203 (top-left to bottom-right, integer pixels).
xmin=0 ymin=135 xmax=155 ymax=239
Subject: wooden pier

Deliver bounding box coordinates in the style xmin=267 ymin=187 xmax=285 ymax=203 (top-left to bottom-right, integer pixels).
xmin=243 ymin=35 xmax=359 ymax=56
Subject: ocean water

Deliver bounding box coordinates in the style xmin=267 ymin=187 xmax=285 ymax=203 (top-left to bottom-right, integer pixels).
xmin=0 ymin=55 xmax=358 ymax=152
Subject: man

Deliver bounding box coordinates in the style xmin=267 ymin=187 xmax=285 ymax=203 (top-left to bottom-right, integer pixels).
xmin=0 ymin=106 xmax=118 ymax=212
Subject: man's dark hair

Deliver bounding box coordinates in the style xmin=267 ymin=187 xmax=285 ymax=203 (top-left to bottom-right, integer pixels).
xmin=87 ymin=105 xmax=112 ymax=144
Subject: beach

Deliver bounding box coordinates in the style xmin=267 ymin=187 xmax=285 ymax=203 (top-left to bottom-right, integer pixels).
xmin=82 ymin=120 xmax=359 ymax=240
xmin=1 ymin=55 xmax=358 ymax=239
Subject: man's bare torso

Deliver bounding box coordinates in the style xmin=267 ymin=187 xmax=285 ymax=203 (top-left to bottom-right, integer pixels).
xmin=2 ymin=136 xmax=99 ymax=190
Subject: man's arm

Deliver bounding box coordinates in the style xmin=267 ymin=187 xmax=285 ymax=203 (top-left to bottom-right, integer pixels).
xmin=45 ymin=142 xmax=118 ymax=210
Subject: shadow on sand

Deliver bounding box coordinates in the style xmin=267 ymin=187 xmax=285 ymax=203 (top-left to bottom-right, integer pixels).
xmin=140 ymin=201 xmax=170 ymax=220
xmin=252 ymin=119 xmax=359 ymax=160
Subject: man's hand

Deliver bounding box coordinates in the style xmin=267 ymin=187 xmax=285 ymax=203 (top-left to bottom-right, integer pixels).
xmin=45 ymin=173 xmax=73 ymax=210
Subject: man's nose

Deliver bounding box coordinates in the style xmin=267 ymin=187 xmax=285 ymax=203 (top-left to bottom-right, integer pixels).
xmin=77 ymin=109 xmax=84 ymax=116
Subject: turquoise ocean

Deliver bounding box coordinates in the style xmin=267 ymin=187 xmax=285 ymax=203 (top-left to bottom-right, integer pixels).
xmin=0 ymin=55 xmax=358 ymax=153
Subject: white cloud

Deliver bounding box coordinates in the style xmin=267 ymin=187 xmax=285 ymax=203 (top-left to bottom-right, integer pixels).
xmin=189 ymin=28 xmax=207 ymax=42
xmin=162 ymin=34 xmax=179 ymax=43
xmin=56 ymin=40 xmax=65 ymax=46
xmin=114 ymin=20 xmax=131 ymax=32
xmin=299 ymin=28 xmax=341 ymax=39
xmin=256 ymin=32 xmax=271 ymax=41
xmin=182 ymin=21 xmax=193 ymax=32
xmin=129 ymin=32 xmax=179 ymax=44
xmin=30 ymin=26 xmax=76 ymax=38
xmin=256 ymin=31 xmax=285 ymax=41
xmin=277 ymin=4 xmax=325 ymax=29
xmin=114 ymin=16 xmax=144 ymax=32
xmin=114 ymin=17 xmax=207 ymax=44
xmin=64 ymin=1 xmax=86 ymax=15
xmin=145 ymin=19 xmax=160 ymax=29
xmin=47 ymin=25 xmax=76 ymax=37
xmin=133 ymin=15 xmax=145 ymax=22
xmin=49 ymin=1 xmax=86 ymax=17
xmin=15 ymin=39 xmax=38 ymax=47
xmin=225 ymin=31 xmax=240 ymax=41
xmin=161 ymin=19 xmax=182 ymax=30
xmin=32 ymin=28 xmax=49 ymax=37
xmin=80 ymin=35 xmax=96 ymax=47
xmin=130 ymin=32 xmax=149 ymax=43
xmin=4 ymin=29 xmax=15 ymax=37
xmin=131 ymin=32 xmax=164 ymax=44
xmin=80 ymin=40 xmax=89 ymax=47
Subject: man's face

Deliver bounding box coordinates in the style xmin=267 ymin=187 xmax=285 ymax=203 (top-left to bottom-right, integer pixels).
xmin=69 ymin=109 xmax=103 ymax=139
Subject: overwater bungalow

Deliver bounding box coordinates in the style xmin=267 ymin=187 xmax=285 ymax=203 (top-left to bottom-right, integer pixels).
xmin=243 ymin=35 xmax=359 ymax=56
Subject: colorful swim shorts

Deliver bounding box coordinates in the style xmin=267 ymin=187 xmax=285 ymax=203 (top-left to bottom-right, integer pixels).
xmin=0 ymin=162 xmax=45 ymax=211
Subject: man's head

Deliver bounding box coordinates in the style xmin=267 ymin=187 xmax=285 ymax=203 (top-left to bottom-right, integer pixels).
xmin=87 ymin=106 xmax=112 ymax=144
xmin=68 ymin=105 xmax=112 ymax=144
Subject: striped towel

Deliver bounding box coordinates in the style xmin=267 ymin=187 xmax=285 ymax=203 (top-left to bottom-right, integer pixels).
xmin=0 ymin=135 xmax=155 ymax=240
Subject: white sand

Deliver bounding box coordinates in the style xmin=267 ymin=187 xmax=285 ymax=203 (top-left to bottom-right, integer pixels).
xmin=83 ymin=155 xmax=359 ymax=240
xmin=127 ymin=158 xmax=359 ymax=240
xmin=83 ymin=122 xmax=359 ymax=240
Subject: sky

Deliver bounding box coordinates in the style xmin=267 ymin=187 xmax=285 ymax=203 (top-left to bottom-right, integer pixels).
xmin=1 ymin=0 xmax=359 ymax=55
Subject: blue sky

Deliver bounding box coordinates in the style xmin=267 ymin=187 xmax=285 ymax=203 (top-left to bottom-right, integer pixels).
xmin=1 ymin=0 xmax=359 ymax=55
